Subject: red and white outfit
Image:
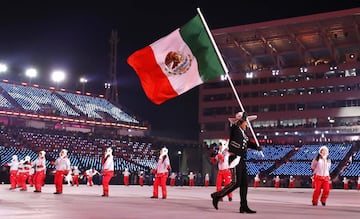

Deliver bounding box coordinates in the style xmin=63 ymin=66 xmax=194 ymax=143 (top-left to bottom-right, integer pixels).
xmin=215 ymin=147 xmax=232 ymax=200
xmin=18 ymin=156 xmax=32 ymax=191
xmin=274 ymin=176 xmax=280 ymax=188
xmin=254 ymin=174 xmax=260 ymax=188
xmin=86 ymin=168 xmax=99 ymax=186
xmin=33 ymin=151 xmax=46 ymax=192
xmin=357 ymin=177 xmax=360 ymax=190
xmin=289 ymin=175 xmax=295 ymax=188
xmin=188 ymin=172 xmax=195 ymax=187
xmin=138 ymin=171 xmax=144 ymax=186
xmin=151 ymin=147 xmax=171 ymax=199
xmin=72 ymin=166 xmax=81 ymax=187
xmin=311 ymin=146 xmax=331 ymax=206
xmin=204 ymin=173 xmax=210 ymax=187
xmin=28 ymin=167 xmax=35 ymax=187
xmin=122 ymin=168 xmax=130 ymax=186
xmin=169 ymin=172 xmax=176 ymax=186
xmin=102 ymin=147 xmax=114 ymax=196
xmin=53 ymin=149 xmax=71 ymax=194
xmin=6 ymin=155 xmax=19 ymax=190
xmin=342 ymin=177 xmax=349 ymax=190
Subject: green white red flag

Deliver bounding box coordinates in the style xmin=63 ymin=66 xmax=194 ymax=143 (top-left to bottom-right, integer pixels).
xmin=127 ymin=14 xmax=225 ymax=105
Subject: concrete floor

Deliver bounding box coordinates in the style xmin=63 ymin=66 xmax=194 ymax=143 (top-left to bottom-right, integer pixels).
xmin=0 ymin=184 xmax=359 ymax=219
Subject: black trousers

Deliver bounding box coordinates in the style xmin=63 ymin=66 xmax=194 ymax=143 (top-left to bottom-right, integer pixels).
xmin=212 ymin=160 xmax=249 ymax=207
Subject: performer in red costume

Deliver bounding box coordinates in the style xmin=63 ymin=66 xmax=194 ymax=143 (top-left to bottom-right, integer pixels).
xmin=289 ymin=175 xmax=295 ymax=188
xmin=274 ymin=175 xmax=280 ymax=188
xmin=311 ymin=145 xmax=331 ymax=206
xmin=122 ymin=168 xmax=130 ymax=186
xmin=18 ymin=156 xmax=32 ymax=191
xmin=4 ymin=155 xmax=19 ymax=190
xmin=101 ymin=147 xmax=114 ymax=197
xmin=204 ymin=173 xmax=210 ymax=187
xmin=214 ymin=142 xmax=232 ymax=201
xmin=85 ymin=168 xmax=99 ymax=186
xmin=357 ymin=176 xmax=360 ymax=190
xmin=188 ymin=171 xmax=195 ymax=187
xmin=53 ymin=149 xmax=71 ymax=194
xmin=138 ymin=171 xmax=144 ymax=186
xmin=33 ymin=151 xmax=46 ymax=192
xmin=254 ymin=173 xmax=260 ymax=188
xmin=151 ymin=147 xmax=171 ymax=199
xmin=169 ymin=172 xmax=176 ymax=186
xmin=72 ymin=166 xmax=81 ymax=187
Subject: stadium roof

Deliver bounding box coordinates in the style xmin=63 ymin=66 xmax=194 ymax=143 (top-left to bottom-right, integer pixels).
xmin=212 ymin=8 xmax=360 ymax=73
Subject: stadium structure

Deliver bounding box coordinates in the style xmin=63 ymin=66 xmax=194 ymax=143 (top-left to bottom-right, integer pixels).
xmin=200 ymin=8 xmax=360 ymax=145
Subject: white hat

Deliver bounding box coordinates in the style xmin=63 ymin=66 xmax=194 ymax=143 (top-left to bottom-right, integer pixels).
xmin=25 ymin=156 xmax=31 ymax=162
xmin=160 ymin=147 xmax=168 ymax=156
xmin=228 ymin=112 xmax=257 ymax=124
xmin=12 ymin=155 xmax=18 ymax=161
xmin=105 ymin=147 xmax=113 ymax=157
xmin=319 ymin=145 xmax=329 ymax=154
xmin=39 ymin=151 xmax=46 ymax=157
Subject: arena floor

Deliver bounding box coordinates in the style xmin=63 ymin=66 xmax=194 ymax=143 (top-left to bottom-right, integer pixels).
xmin=0 ymin=184 xmax=359 ymax=219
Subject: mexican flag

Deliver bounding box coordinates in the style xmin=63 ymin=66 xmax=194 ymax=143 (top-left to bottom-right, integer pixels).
xmin=127 ymin=14 xmax=225 ymax=105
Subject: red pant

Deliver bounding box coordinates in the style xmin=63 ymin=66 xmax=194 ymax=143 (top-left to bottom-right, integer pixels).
xmin=289 ymin=182 xmax=294 ymax=188
xmin=254 ymin=181 xmax=260 ymax=188
xmin=102 ymin=170 xmax=114 ymax=196
xmin=72 ymin=175 xmax=79 ymax=186
xmin=54 ymin=170 xmax=66 ymax=193
xmin=88 ymin=176 xmax=93 ymax=186
xmin=19 ymin=173 xmax=29 ymax=190
xmin=9 ymin=170 xmax=18 ymax=189
xmin=205 ymin=180 xmax=209 ymax=187
xmin=275 ymin=181 xmax=280 ymax=188
xmin=189 ymin=179 xmax=194 ymax=186
xmin=170 ymin=179 xmax=175 ymax=186
xmin=153 ymin=172 xmax=168 ymax=198
xmin=312 ymin=175 xmax=330 ymax=205
xmin=124 ymin=176 xmax=129 ymax=186
xmin=139 ymin=177 xmax=144 ymax=186
xmin=33 ymin=171 xmax=45 ymax=191
xmin=216 ymin=169 xmax=232 ymax=198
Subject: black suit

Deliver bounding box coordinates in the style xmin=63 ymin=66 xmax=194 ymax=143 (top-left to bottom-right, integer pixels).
xmin=211 ymin=124 xmax=261 ymax=212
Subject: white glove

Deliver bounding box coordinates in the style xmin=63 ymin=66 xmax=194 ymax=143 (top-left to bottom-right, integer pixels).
xmin=229 ymin=156 xmax=240 ymax=168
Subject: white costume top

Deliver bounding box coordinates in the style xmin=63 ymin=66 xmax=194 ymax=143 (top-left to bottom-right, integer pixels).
xmin=311 ymin=157 xmax=331 ymax=177
xmin=55 ymin=156 xmax=71 ymax=171
xmin=216 ymin=150 xmax=230 ymax=170
xmin=156 ymin=156 xmax=170 ymax=174
xmin=103 ymin=155 xmax=114 ymax=171
xmin=33 ymin=157 xmax=46 ymax=172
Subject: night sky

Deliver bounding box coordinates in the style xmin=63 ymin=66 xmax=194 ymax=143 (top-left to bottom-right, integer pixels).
xmin=0 ymin=1 xmax=359 ymax=140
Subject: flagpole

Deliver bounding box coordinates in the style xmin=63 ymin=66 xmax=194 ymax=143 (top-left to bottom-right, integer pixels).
xmin=196 ymin=8 xmax=262 ymax=150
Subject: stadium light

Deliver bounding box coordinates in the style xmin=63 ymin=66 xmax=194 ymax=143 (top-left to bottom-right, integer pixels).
xmin=25 ymin=68 xmax=38 ymax=85
xmin=51 ymin=70 xmax=66 ymax=89
xmin=80 ymin=77 xmax=88 ymax=94
xmin=0 ymin=63 xmax=8 ymax=73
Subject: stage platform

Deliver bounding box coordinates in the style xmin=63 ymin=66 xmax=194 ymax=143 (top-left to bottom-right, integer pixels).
xmin=0 ymin=184 xmax=359 ymax=219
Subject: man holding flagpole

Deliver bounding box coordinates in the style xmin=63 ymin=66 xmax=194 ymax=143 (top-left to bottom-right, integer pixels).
xmin=211 ymin=112 xmax=262 ymax=213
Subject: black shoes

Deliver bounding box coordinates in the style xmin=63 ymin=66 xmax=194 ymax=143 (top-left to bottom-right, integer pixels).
xmin=34 ymin=190 xmax=41 ymax=193
xmin=53 ymin=192 xmax=62 ymax=194
xmin=150 ymin=196 xmax=158 ymax=199
xmin=102 ymin=194 xmax=109 ymax=197
xmin=321 ymin=202 xmax=326 ymax=206
xmin=228 ymin=197 xmax=232 ymax=202
xmin=240 ymin=206 xmax=256 ymax=214
xmin=211 ymin=193 xmax=219 ymax=210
